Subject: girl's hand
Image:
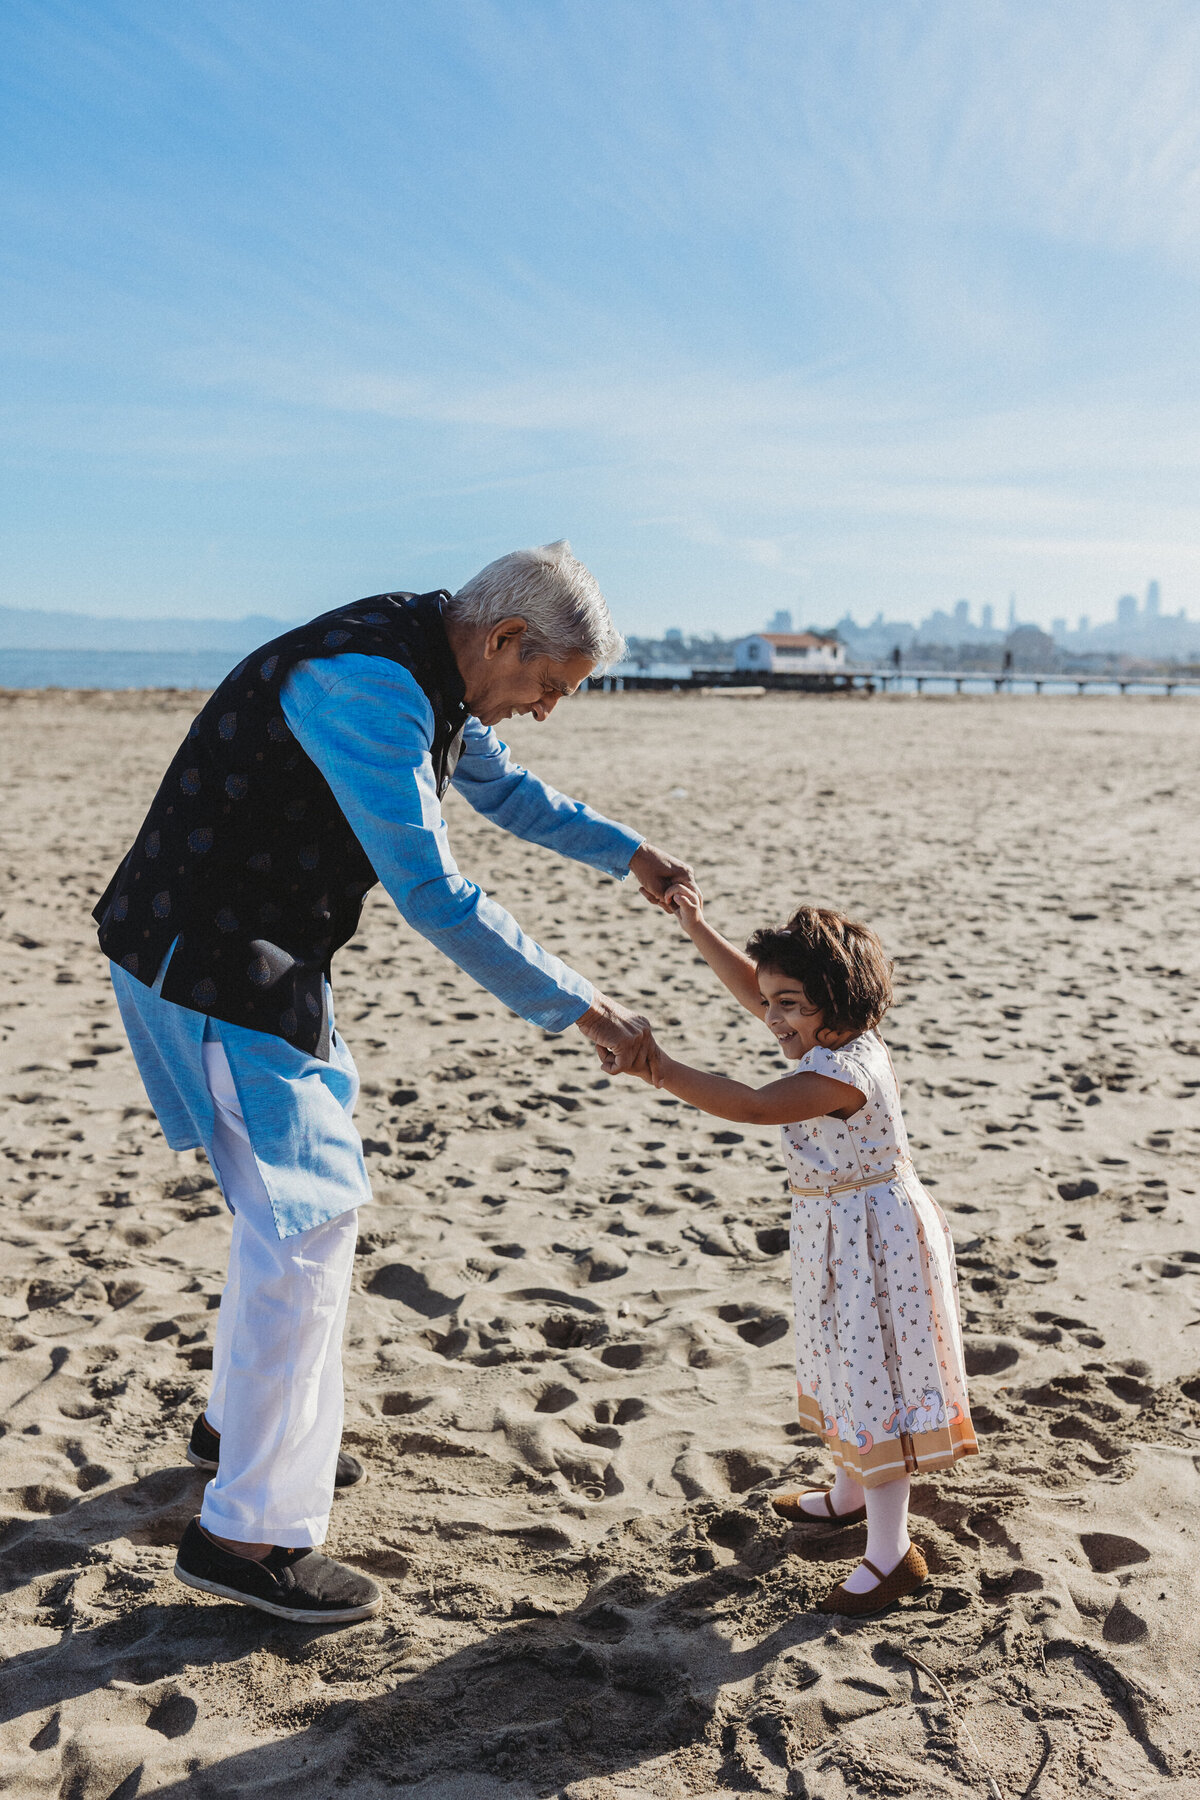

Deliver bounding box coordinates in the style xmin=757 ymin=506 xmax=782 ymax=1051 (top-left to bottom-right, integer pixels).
xmin=666 ymin=880 xmax=704 ymax=932
xmin=602 ymin=1035 xmax=661 ymax=1084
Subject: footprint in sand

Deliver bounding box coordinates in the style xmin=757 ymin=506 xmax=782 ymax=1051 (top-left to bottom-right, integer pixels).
xmin=379 ymin=1391 xmax=435 ymax=1416
xmin=145 ymin=1691 xmax=199 ymax=1739
xmin=716 ymin=1303 xmax=789 ymax=1348
xmin=1102 ymin=1596 xmax=1149 ymax=1643
xmin=964 ymin=1337 xmax=1020 ymax=1376
xmin=1079 ymin=1531 xmax=1151 ymax=1573
xmin=534 ymin=1382 xmax=578 ymax=1414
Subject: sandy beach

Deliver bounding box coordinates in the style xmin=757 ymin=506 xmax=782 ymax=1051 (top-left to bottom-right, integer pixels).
xmin=2 ymin=686 xmax=1199 ymax=1799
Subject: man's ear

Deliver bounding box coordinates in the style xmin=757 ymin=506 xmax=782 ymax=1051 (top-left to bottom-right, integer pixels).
xmin=483 ymin=616 xmax=529 ymax=661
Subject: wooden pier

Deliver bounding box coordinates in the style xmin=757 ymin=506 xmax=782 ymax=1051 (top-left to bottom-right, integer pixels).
xmin=588 ymin=668 xmax=872 ymax=695
xmin=868 ymin=668 xmax=1200 ymax=696
xmin=589 ymin=667 xmax=1200 ymax=697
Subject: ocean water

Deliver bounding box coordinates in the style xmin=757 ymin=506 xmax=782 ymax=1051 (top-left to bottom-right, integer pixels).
xmin=0 ymin=648 xmax=245 ymax=690
xmin=2 ymin=647 xmax=1195 ymax=698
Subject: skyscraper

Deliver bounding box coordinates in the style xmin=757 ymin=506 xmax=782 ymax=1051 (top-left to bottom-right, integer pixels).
xmin=981 ymin=603 xmax=994 ymax=632
xmin=1117 ymin=594 xmax=1138 ymax=626
xmin=1146 ymin=580 xmax=1160 ymax=617
xmin=1007 ymin=594 xmax=1017 ymax=630
xmin=768 ymin=609 xmax=793 ymax=633
xmin=953 ymin=599 xmax=970 ymax=630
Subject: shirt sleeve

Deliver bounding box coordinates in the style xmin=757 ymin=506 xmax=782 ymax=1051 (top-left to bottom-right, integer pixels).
xmin=450 ymin=713 xmax=642 ymax=880
xmin=280 ymin=655 xmax=593 ymax=1032
xmin=800 ymin=1038 xmax=872 ymax=1094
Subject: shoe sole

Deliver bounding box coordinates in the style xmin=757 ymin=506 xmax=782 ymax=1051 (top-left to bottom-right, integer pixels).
xmin=185 ymin=1447 xmax=365 ymax=1491
xmin=775 ymin=1510 xmax=866 ymax=1529
xmin=818 ymin=1582 xmax=927 ymax=1616
xmin=173 ymin=1561 xmax=382 ymax=1623
xmin=773 ymin=1505 xmax=866 ymax=1529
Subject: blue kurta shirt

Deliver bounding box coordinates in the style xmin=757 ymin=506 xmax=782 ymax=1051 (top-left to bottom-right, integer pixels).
xmin=110 ymin=654 xmax=642 ymax=1238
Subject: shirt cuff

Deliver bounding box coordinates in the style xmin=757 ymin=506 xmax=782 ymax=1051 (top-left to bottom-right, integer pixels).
xmin=538 ymin=978 xmax=594 ymax=1033
xmin=595 ymin=822 xmax=644 ymax=881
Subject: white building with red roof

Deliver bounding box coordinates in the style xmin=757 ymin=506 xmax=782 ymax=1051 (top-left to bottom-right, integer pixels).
xmin=734 ymin=630 xmax=845 ymax=673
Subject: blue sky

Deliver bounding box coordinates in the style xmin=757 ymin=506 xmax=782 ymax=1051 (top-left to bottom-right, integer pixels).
xmin=3 ymin=1 xmax=1200 ymax=633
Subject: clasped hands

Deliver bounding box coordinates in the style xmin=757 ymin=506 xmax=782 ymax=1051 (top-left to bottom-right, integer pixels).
xmin=573 ymin=841 xmax=698 ymax=1084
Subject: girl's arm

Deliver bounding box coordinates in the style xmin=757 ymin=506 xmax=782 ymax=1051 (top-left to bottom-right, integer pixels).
xmin=667 ymin=882 xmax=764 ymax=1016
xmin=651 ymin=1051 xmax=863 ymax=1126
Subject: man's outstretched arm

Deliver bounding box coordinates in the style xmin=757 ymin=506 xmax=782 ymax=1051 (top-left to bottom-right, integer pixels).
xmin=451 ymin=715 xmax=694 ymax=907
xmin=281 ymin=656 xmax=655 ymax=1069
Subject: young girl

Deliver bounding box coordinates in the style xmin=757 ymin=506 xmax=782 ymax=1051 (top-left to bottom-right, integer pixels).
xmin=619 ymin=890 xmax=977 ymax=1616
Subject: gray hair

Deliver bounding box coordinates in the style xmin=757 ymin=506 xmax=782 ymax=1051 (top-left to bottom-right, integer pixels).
xmin=447 ymin=540 xmax=625 ymax=672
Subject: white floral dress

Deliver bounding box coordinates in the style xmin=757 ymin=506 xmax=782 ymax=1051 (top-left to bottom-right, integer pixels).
xmin=784 ymin=1030 xmax=977 ymax=1487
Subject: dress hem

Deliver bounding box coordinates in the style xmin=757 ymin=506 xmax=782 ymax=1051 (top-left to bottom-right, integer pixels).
xmin=795 ymin=1391 xmax=979 ymax=1488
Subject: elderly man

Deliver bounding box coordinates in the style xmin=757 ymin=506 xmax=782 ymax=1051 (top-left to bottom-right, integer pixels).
xmin=95 ymin=541 xmax=691 ymax=1624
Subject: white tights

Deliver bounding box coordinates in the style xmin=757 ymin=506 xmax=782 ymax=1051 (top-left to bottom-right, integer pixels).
xmin=800 ymin=1467 xmax=912 ymax=1592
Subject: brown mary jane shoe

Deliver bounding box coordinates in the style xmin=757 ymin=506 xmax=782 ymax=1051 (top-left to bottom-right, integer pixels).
xmin=818 ymin=1542 xmax=929 ymax=1615
xmin=771 ymin=1489 xmax=867 ymax=1528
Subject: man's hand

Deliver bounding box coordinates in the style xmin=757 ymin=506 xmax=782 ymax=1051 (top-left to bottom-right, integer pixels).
xmin=630 ymin=841 xmax=697 ymax=913
xmin=575 ymin=991 xmax=659 ymax=1079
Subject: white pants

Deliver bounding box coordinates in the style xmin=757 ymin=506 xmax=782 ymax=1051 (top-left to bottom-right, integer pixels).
xmin=199 ymin=1037 xmax=358 ymax=1547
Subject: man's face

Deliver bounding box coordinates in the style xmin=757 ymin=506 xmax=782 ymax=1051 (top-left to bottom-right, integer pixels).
xmin=468 ymin=621 xmax=596 ymax=727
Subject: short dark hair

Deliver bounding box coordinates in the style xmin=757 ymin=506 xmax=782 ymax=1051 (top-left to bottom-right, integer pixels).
xmin=746 ymin=904 xmax=894 ymax=1037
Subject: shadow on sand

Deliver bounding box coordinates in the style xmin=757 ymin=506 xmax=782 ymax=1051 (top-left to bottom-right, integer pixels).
xmin=1 ymin=1460 xmax=945 ymax=1796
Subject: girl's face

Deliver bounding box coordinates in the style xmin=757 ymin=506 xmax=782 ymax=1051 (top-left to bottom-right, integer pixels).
xmin=757 ymin=965 xmax=830 ymax=1060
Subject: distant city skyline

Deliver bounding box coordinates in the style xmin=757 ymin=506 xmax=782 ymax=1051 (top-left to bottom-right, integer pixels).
xmin=627 ymin=576 xmax=1197 ymax=663
xmin=697 ymin=577 xmax=1193 ymax=650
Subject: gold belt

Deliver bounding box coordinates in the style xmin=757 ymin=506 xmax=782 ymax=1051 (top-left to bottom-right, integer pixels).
xmin=789 ymin=1158 xmax=912 ymax=1199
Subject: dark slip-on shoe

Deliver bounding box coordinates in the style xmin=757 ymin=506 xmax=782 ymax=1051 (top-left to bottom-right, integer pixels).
xmin=818 ymin=1542 xmax=929 ymax=1616
xmin=772 ymin=1488 xmax=867 ymax=1528
xmin=186 ymin=1412 xmax=365 ymax=1489
xmin=174 ymin=1518 xmax=382 ymax=1624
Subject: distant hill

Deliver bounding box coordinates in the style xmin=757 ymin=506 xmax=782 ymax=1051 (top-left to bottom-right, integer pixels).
xmin=0 ymin=605 xmax=300 ymax=653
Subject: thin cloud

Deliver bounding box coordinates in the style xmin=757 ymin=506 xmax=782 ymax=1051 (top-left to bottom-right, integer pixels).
xmin=3 ymin=0 xmax=1200 ymax=622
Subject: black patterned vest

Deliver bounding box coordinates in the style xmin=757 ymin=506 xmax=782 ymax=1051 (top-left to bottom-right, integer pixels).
xmin=94 ymin=591 xmax=469 ymax=1058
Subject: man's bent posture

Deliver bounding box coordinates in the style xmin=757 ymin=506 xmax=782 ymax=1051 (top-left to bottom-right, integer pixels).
xmin=96 ymin=542 xmax=691 ymax=1622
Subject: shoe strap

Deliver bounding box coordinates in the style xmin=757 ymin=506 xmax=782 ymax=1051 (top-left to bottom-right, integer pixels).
xmin=861 ymin=1557 xmax=885 ymax=1582
xmin=823 ymin=1491 xmax=837 ymax=1520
